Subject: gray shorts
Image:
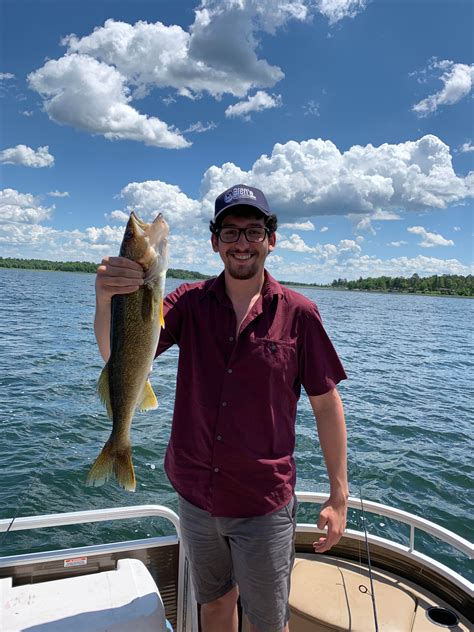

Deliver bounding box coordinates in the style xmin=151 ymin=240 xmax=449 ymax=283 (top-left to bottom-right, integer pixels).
xmin=178 ymin=495 xmax=297 ymax=632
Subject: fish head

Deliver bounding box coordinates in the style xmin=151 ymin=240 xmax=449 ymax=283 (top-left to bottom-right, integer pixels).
xmin=120 ymin=212 xmax=169 ymax=273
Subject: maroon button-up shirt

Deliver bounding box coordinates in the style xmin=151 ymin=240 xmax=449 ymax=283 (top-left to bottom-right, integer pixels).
xmin=156 ymin=270 xmax=347 ymax=518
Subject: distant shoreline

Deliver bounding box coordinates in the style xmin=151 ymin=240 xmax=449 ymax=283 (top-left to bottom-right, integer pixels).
xmin=1 ymin=257 xmax=472 ymax=298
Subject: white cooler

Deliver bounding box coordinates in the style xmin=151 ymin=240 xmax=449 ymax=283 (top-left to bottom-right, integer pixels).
xmin=0 ymin=558 xmax=169 ymax=632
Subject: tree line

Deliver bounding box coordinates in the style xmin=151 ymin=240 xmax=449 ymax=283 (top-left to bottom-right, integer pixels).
xmin=330 ymin=274 xmax=473 ymax=296
xmin=1 ymin=258 xmax=472 ymax=296
xmin=0 ymin=257 xmax=211 ymax=280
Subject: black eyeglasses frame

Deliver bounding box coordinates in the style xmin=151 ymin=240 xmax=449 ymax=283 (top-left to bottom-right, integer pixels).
xmin=217 ymin=226 xmax=270 ymax=243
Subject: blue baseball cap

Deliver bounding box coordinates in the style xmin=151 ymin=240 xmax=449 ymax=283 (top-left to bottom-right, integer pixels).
xmin=214 ymin=184 xmax=271 ymax=220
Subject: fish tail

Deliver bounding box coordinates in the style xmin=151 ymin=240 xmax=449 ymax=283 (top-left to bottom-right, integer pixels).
xmin=86 ymin=439 xmax=136 ymax=492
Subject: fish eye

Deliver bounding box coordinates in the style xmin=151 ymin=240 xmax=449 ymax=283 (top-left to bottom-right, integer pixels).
xmin=125 ymin=227 xmax=133 ymax=239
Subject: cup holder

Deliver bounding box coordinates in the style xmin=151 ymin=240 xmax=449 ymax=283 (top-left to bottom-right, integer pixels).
xmin=426 ymin=606 xmax=459 ymax=628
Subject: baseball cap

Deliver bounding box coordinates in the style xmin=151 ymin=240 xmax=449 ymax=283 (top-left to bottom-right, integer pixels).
xmin=214 ymin=184 xmax=270 ymax=220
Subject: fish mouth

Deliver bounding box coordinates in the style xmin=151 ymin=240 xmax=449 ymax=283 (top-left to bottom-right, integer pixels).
xmin=129 ymin=212 xmax=169 ymax=246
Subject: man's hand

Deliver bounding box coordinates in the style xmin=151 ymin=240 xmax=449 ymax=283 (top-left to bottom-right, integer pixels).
xmin=95 ymin=256 xmax=144 ymax=304
xmin=313 ymin=493 xmax=348 ymax=553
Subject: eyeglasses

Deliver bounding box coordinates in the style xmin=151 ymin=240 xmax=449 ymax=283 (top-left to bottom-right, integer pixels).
xmin=217 ymin=227 xmax=269 ymax=243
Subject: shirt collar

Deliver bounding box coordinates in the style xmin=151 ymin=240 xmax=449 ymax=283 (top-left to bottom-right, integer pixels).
xmin=204 ymin=269 xmax=284 ymax=303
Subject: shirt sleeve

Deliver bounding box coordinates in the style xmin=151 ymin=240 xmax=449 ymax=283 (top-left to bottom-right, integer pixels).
xmin=298 ymin=302 xmax=347 ymax=396
xmin=155 ymin=283 xmax=188 ymax=357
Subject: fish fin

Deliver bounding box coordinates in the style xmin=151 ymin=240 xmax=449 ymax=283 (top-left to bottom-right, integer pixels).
xmin=86 ymin=440 xmax=136 ymax=492
xmin=97 ymin=364 xmax=112 ymax=419
xmin=138 ymin=379 xmax=158 ymax=411
xmin=159 ymin=296 xmax=165 ymax=328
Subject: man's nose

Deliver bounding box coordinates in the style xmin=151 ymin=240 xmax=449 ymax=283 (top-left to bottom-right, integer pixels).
xmin=235 ymin=230 xmax=248 ymax=247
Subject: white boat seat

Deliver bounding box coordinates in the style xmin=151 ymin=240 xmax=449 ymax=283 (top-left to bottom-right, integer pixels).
xmin=289 ymin=557 xmax=417 ymax=632
xmin=0 ymin=558 xmax=168 ymax=632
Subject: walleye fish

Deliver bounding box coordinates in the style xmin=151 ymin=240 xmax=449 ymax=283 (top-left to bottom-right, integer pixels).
xmin=86 ymin=211 xmax=169 ymax=491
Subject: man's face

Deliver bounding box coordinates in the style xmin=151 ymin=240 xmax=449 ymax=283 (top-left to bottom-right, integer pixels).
xmin=211 ymin=213 xmax=276 ymax=281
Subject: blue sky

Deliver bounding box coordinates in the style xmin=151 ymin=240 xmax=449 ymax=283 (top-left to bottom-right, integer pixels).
xmin=1 ymin=0 xmax=472 ymax=282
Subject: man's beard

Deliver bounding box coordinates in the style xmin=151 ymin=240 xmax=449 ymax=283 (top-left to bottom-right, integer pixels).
xmin=226 ymin=256 xmax=260 ymax=280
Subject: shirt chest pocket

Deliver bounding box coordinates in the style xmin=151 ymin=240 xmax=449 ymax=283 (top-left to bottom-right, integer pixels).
xmin=247 ymin=338 xmax=297 ymax=379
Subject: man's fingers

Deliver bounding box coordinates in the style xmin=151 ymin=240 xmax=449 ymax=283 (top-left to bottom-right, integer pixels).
xmin=101 ymin=256 xmax=144 ymax=272
xmin=97 ymin=264 xmax=144 ymax=279
xmin=101 ymin=277 xmax=144 ymax=288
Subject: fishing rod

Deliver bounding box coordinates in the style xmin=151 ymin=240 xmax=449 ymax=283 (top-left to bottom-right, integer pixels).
xmin=358 ymin=482 xmax=380 ymax=632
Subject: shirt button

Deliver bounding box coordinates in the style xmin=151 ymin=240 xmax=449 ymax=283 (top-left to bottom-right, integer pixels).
xmin=227 ymin=368 xmax=233 ymax=374
xmin=222 ymin=401 xmax=227 ymax=407
xmin=217 ymin=435 xmax=222 ymax=441
xmin=214 ymin=467 xmax=219 ymax=473
xmin=229 ymin=336 xmax=234 ymax=341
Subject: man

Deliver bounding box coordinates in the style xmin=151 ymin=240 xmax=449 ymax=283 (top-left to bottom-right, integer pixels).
xmin=94 ymin=184 xmax=348 ymax=632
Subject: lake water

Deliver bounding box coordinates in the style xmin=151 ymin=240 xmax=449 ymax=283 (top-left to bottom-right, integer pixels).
xmin=0 ymin=268 xmax=472 ymax=580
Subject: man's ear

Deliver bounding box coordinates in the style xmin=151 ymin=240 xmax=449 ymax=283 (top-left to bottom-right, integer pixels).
xmin=211 ymin=233 xmax=219 ymax=252
xmin=268 ymin=231 xmax=276 ymax=253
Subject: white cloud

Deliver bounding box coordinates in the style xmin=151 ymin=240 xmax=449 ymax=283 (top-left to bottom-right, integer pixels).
xmin=201 ymin=134 xmax=472 ymax=219
xmin=48 ymin=190 xmax=69 ymax=198
xmin=280 ymin=220 xmax=315 ymax=231
xmin=266 ymin=253 xmax=472 ymax=283
xmin=28 ymin=55 xmax=190 ymax=149
xmin=316 ymin=0 xmax=368 ymax=25
xmin=278 ymin=233 xmax=318 ymax=252
xmin=453 ymin=226 xmax=461 ymax=232
xmin=26 ymin=2 xmax=367 ymax=148
xmin=388 ymin=241 xmax=408 ymax=247
xmin=320 ymin=226 xmax=328 ymax=232
xmin=303 ymin=100 xmax=320 ymax=116
xmin=225 ymin=91 xmax=282 ymax=119
xmin=184 ymin=121 xmax=217 ymax=133
xmin=119 ymin=180 xmax=204 ymax=229
xmin=0 ymin=188 xmax=54 ymax=223
xmin=459 ymin=141 xmax=474 ymax=153
xmin=106 ymin=209 xmax=130 ymax=222
xmin=0 ymin=145 xmax=54 ymax=168
xmin=412 ymin=59 xmax=474 ymax=117
xmin=407 ymin=226 xmax=454 ymax=248
xmin=0 ymin=73 xmax=15 ymax=81
xmin=21 ymin=110 xmax=34 ymax=117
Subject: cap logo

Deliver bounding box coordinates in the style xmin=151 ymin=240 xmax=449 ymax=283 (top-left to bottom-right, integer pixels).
xmin=224 ymin=187 xmax=257 ymax=204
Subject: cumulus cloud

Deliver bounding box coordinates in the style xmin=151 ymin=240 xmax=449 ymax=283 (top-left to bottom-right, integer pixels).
xmin=225 ymin=91 xmax=282 ymax=119
xmin=119 ymin=180 xmax=204 ymax=229
xmin=28 ymin=55 xmax=190 ymax=149
xmin=278 ymin=233 xmax=318 ymax=252
xmin=316 ymin=0 xmax=368 ymax=25
xmin=0 ymin=188 xmax=54 ymax=223
xmin=412 ymin=59 xmax=474 ymax=117
xmin=266 ymin=253 xmax=472 ymax=283
xmin=320 ymin=226 xmax=328 ymax=232
xmin=106 ymin=209 xmax=130 ymax=222
xmin=459 ymin=141 xmax=474 ymax=153
xmin=200 ymin=134 xmax=473 ymax=219
xmin=280 ymin=220 xmax=315 ymax=231
xmin=407 ymin=226 xmax=454 ymax=248
xmin=0 ymin=73 xmax=15 ymax=81
xmin=0 ymin=145 xmax=54 ymax=168
xmin=27 ymin=2 xmax=367 ymax=147
xmin=388 ymin=241 xmax=408 ymax=247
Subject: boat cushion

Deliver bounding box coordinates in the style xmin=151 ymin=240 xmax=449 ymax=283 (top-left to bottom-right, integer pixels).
xmin=0 ymin=558 xmax=168 ymax=632
xmin=289 ymin=557 xmax=416 ymax=631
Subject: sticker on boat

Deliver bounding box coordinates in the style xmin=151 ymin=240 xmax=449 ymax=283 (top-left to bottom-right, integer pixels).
xmin=64 ymin=556 xmax=87 ymax=567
